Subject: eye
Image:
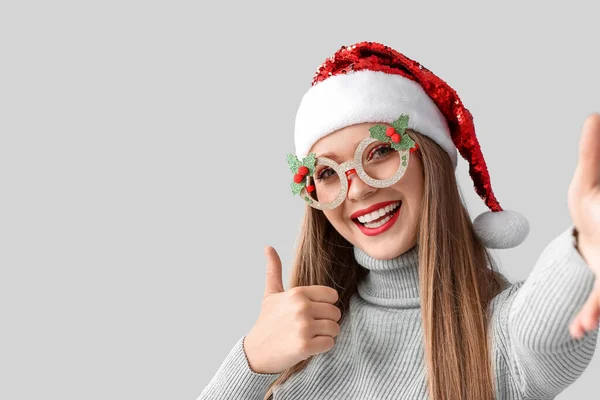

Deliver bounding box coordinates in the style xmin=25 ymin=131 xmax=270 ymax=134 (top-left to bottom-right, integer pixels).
xmin=316 ymin=167 xmax=336 ymax=181
xmin=368 ymin=144 xmax=394 ymax=160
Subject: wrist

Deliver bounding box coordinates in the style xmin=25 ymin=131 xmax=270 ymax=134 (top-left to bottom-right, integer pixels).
xmin=573 ymin=227 xmax=597 ymax=268
xmin=242 ymin=333 xmax=264 ymax=374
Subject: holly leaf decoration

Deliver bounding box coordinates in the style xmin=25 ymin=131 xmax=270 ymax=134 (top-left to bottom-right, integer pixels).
xmin=287 ymin=152 xmax=317 ymax=196
xmin=286 ymin=153 xmax=302 ymax=173
xmin=301 ymin=153 xmax=316 ymax=176
xmin=391 ymin=131 xmax=416 ymax=151
xmin=369 ymin=124 xmax=388 ymax=143
xmin=391 ymin=114 xmax=409 ymax=134
xmin=290 ymin=181 xmax=305 ymax=195
xmin=391 ymin=114 xmax=417 ymax=151
xmin=369 ymin=114 xmax=418 ymax=152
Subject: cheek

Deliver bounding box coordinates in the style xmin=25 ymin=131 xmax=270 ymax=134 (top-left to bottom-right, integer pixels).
xmin=323 ymin=208 xmax=357 ymax=244
xmin=323 ymin=208 xmax=356 ymax=240
xmin=323 ymin=209 xmax=346 ymax=226
xmin=392 ymin=161 xmax=424 ymax=198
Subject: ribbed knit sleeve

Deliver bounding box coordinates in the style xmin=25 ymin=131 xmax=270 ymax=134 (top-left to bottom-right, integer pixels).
xmin=503 ymin=224 xmax=599 ymax=399
xmin=197 ymin=334 xmax=281 ymax=400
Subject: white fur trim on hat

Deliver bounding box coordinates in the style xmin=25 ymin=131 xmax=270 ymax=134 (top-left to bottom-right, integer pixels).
xmin=294 ymin=69 xmax=457 ymax=168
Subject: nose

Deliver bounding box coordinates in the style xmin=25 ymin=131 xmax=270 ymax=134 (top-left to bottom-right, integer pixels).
xmin=345 ymin=168 xmax=375 ymax=200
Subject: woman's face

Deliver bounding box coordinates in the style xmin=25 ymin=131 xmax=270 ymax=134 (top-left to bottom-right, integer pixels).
xmin=308 ymin=122 xmax=424 ymax=260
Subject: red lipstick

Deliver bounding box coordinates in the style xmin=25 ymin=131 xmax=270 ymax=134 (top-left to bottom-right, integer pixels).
xmin=350 ymin=200 xmax=400 ymax=219
xmin=351 ymin=200 xmax=402 ymax=237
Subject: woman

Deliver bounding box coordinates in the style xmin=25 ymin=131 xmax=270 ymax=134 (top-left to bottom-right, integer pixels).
xmin=199 ymin=42 xmax=600 ymax=399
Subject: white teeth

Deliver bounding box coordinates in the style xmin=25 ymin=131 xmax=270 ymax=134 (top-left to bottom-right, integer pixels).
xmin=356 ymin=201 xmax=401 ymax=224
xmin=364 ymin=215 xmax=392 ymax=229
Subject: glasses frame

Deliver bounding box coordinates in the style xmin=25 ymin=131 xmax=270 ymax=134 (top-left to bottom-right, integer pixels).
xmin=301 ymin=136 xmax=412 ymax=210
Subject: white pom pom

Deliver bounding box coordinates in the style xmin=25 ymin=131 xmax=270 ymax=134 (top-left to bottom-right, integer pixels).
xmin=472 ymin=209 xmax=530 ymax=249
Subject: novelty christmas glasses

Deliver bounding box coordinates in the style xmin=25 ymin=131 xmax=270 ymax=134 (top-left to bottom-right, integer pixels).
xmin=287 ymin=115 xmax=419 ymax=210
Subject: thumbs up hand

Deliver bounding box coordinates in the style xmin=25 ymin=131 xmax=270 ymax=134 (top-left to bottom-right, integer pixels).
xmin=243 ymin=246 xmax=342 ymax=374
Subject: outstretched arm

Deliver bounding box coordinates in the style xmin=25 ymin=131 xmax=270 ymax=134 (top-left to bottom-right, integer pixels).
xmin=504 ymin=225 xmax=598 ymax=399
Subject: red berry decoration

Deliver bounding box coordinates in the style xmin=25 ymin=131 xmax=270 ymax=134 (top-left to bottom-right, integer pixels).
xmin=410 ymin=143 xmax=419 ymax=153
xmin=306 ymin=184 xmax=315 ymax=193
xmin=385 ymin=127 xmax=396 ymax=137
xmin=293 ymin=173 xmax=303 ymax=183
xmin=297 ymin=166 xmax=309 ymax=176
xmin=391 ymin=133 xmax=401 ymax=143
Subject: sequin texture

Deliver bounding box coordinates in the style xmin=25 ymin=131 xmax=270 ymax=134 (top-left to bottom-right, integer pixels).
xmin=309 ymin=41 xmax=502 ymax=213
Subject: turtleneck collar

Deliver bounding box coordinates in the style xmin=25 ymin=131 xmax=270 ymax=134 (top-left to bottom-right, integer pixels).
xmin=353 ymin=244 xmax=421 ymax=309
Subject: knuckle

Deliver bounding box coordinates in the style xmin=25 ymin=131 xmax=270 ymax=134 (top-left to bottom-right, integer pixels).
xmin=293 ymin=299 xmax=311 ymax=315
xmin=324 ymin=320 xmax=337 ymax=335
xmin=325 ymin=337 xmax=335 ymax=350
xmin=329 ymin=288 xmax=340 ymax=301
xmin=334 ymin=307 xmax=342 ymax=321
xmin=296 ymin=319 xmax=312 ymax=335
xmin=332 ymin=322 xmax=341 ymax=336
xmin=297 ymin=338 xmax=311 ymax=355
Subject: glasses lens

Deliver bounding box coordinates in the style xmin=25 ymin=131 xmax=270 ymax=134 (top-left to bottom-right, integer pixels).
xmin=310 ymin=164 xmax=342 ymax=205
xmin=361 ymin=141 xmax=403 ymax=180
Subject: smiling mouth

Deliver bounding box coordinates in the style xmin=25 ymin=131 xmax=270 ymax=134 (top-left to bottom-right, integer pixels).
xmin=352 ymin=201 xmax=402 ymax=229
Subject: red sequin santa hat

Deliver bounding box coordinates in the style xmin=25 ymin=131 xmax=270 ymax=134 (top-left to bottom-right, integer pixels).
xmin=294 ymin=41 xmax=529 ymax=249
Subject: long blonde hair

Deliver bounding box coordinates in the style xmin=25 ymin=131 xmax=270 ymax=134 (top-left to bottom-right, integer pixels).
xmin=263 ymin=129 xmax=509 ymax=400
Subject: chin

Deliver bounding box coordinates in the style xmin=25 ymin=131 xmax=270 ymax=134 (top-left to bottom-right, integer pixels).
xmin=352 ymin=226 xmax=418 ymax=260
xmin=333 ymin=214 xmax=418 ymax=260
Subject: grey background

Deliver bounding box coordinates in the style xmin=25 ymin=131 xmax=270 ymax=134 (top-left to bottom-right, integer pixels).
xmin=1 ymin=1 xmax=599 ymax=399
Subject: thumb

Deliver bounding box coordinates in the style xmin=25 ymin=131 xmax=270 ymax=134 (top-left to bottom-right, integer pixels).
xmin=574 ymin=113 xmax=600 ymax=192
xmin=264 ymin=245 xmax=285 ymax=297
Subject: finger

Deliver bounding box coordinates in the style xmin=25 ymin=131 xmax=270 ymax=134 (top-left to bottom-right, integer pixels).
xmin=571 ymin=292 xmax=599 ymax=338
xmin=573 ymin=113 xmax=600 ymax=192
xmin=581 ymin=292 xmax=600 ymax=331
xmin=304 ymin=336 xmax=335 ymax=357
xmin=310 ymin=319 xmax=341 ymax=338
xmin=310 ymin=302 xmax=342 ymax=322
xmin=570 ymin=315 xmax=585 ymax=339
xmin=296 ymin=285 xmax=339 ymax=304
xmin=264 ymin=246 xmax=284 ymax=297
